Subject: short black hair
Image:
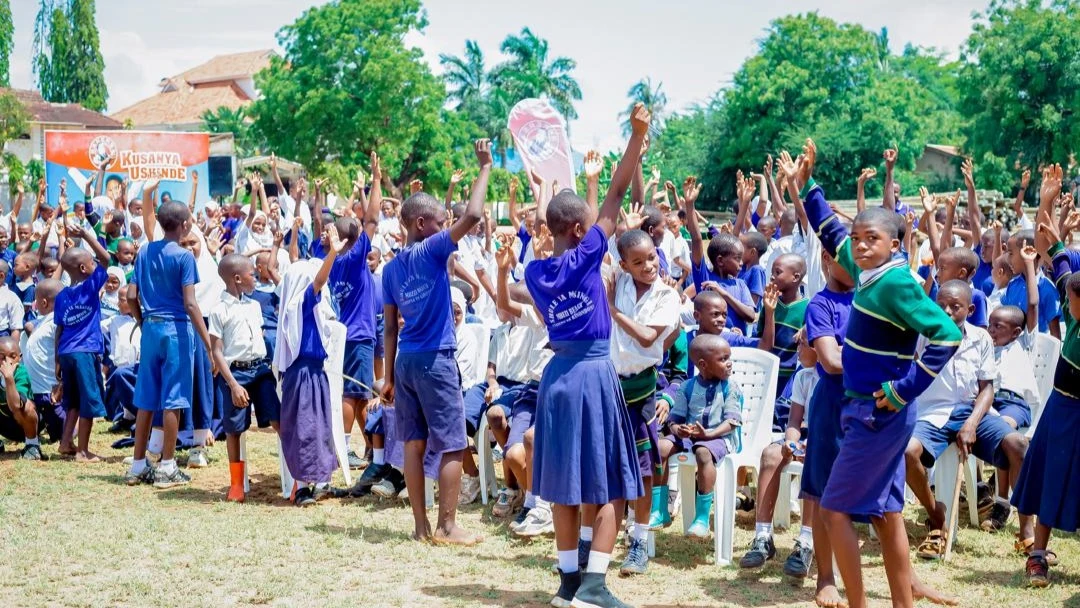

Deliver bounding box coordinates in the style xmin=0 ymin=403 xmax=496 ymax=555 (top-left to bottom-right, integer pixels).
xmin=993 ymin=304 xmax=1026 ymax=329
xmin=853 ymin=207 xmax=903 ymax=240
xmin=641 ymin=206 xmax=664 ymax=234
xmin=546 ymin=189 xmax=589 ymax=236
xmin=400 ymin=192 xmax=443 ymax=224
xmin=1010 ymin=229 xmax=1036 ymax=248
xmin=938 ymin=279 xmax=973 ymax=305
xmin=706 ymin=233 xmax=741 ymax=266
xmin=334 ymin=216 xmax=360 ymax=243
xmin=939 ymin=246 xmax=979 ymax=276
xmin=740 ymin=231 xmax=768 ymax=257
xmin=617 ymin=229 xmax=654 ymax=258
xmin=1069 ymin=272 xmax=1080 ymax=297
xmin=217 ymin=253 xmax=252 ymax=281
xmin=36 ymin=278 xmax=63 ymax=301
xmin=693 ymin=289 xmax=726 ymax=311
xmin=775 ymin=252 xmax=807 ymax=277
xmin=689 ymin=333 xmax=730 ymax=361
xmin=158 ymin=201 xmax=192 ymax=232
xmin=59 ymin=247 xmax=91 ymax=274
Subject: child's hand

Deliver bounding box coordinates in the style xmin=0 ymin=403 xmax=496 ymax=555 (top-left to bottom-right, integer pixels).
xmin=692 ymin=422 xmax=708 ymax=439
xmin=621 ymin=203 xmax=645 ymax=231
xmin=326 ymin=224 xmax=346 ymax=254
xmin=532 ymin=224 xmax=553 ymax=260
xmin=960 ymin=158 xmax=975 ymax=191
xmin=450 ymin=169 xmax=464 ymax=185
xmin=992 ymin=219 xmax=1003 ymax=235
xmin=1020 ymin=244 xmax=1038 ymax=266
xmin=1041 ymin=164 xmax=1063 ymax=207
xmin=798 ymin=138 xmax=816 ymax=185
xmin=231 ymin=384 xmax=250 ymax=409
xmin=883 ymin=147 xmax=898 ymax=171
xmin=857 ymin=167 xmax=877 ymax=184
xmin=273 ymin=230 xmax=284 ymax=248
xmin=0 ymin=358 xmax=16 ymax=380
xmin=484 ymin=383 xmax=501 ymax=404
xmin=655 ymin=400 xmax=670 ymax=426
xmin=370 ymin=151 xmax=382 ymax=183
xmin=380 ymin=379 xmax=395 ymax=404
xmin=651 ymin=166 xmax=661 ymax=184
xmin=144 ymin=178 xmax=160 ymax=193
xmin=474 ymin=138 xmax=493 ymax=169
xmin=919 ymin=187 xmax=937 ymax=213
xmin=51 ymin=382 xmax=63 ymax=404
xmin=508 ymin=177 xmax=519 ymax=200
xmin=873 ymin=385 xmax=900 ymax=412
xmin=1036 ymin=210 xmax=1062 ymax=251
xmin=777 ymin=151 xmax=799 ymax=183
xmin=674 ymin=424 xmax=692 ymax=439
xmin=946 ymin=189 xmax=961 ymax=211
xmin=629 ymin=102 xmax=652 ymax=137
xmin=292 ymin=216 xmax=304 ymax=231
xmin=956 ymin=422 xmax=976 ymax=458
xmin=762 ymin=282 xmax=779 ymax=312
xmin=583 ymin=150 xmax=603 ymax=179
xmin=409 ymin=179 xmax=423 ymax=194
xmin=683 ymin=176 xmax=702 ymax=206
xmin=495 ymin=234 xmax=517 ymax=270
xmin=1063 ymin=209 xmax=1080 ymax=237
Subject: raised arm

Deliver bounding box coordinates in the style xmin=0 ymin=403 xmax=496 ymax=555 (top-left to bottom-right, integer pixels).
xmin=919 ymin=188 xmax=942 ymax=261
xmin=445 ymin=170 xmax=464 ymax=208
xmin=856 ymin=168 xmax=876 ymax=214
xmin=764 ymin=156 xmax=788 ymax=217
xmin=269 ymin=152 xmax=286 ymax=195
xmin=142 ymin=179 xmax=160 ymax=241
xmin=449 ymin=140 xmax=491 ymax=243
xmin=1013 ymin=168 xmax=1031 ymax=224
xmin=245 ymin=174 xmax=260 ymax=228
xmin=596 ymin=104 xmax=651 ymax=237
xmin=1020 ymin=244 xmax=1041 ymax=334
xmin=1035 ymin=164 xmax=1063 ymax=254
xmin=507 ymin=176 xmax=522 ymax=233
xmin=363 ymin=152 xmax=382 ymax=238
xmin=939 ymin=189 xmax=960 ymax=254
xmin=684 ymin=176 xmax=706 ymax=266
xmin=962 ymin=159 xmax=981 ymax=249
xmin=583 ymin=150 xmax=602 ymax=210
xmin=10 ymin=181 xmax=24 ymax=219
xmin=188 ymin=170 xmax=199 ymax=213
xmin=882 ymin=148 xmax=898 ymax=212
xmin=288 ymin=217 xmax=301 ymax=263
xmin=313 ymin=224 xmax=343 ymax=294
xmin=531 ymin=171 xmax=551 ymax=230
xmin=494 ymin=234 xmax=523 ymax=320
xmin=631 ymin=153 xmax=646 ymax=207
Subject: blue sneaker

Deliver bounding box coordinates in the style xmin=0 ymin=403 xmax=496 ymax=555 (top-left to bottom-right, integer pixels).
xmin=619 ymin=537 xmax=649 ymax=576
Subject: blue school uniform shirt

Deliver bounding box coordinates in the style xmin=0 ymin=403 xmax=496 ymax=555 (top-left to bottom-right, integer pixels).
xmin=524 ymin=225 xmax=610 ymax=342
xmin=249 ymin=286 xmax=279 ymax=338
xmin=54 ymin=265 xmax=108 ymax=355
xmin=917 ymin=270 xmax=989 ymax=328
xmin=517 ymin=226 xmax=532 ymax=264
xmin=284 ymin=230 xmax=311 ymax=261
xmin=1001 ymin=273 xmax=1061 ymax=333
xmin=738 ymin=264 xmax=767 ymax=306
xmin=11 ymin=278 xmax=34 ymax=311
xmin=330 ymin=233 xmax=377 ymax=342
xmin=309 ymin=238 xmax=326 ymax=260
xmin=805 ymin=287 xmax=853 ymax=378
xmin=972 ymin=245 xmax=993 ymax=296
xmin=131 ymin=241 xmax=199 ymax=320
xmin=382 ymin=230 xmax=457 ymax=353
xmin=298 ymin=289 xmax=328 ymax=360
xmin=222 ymin=216 xmax=242 ymax=243
xmin=691 ymin=259 xmax=755 ymax=335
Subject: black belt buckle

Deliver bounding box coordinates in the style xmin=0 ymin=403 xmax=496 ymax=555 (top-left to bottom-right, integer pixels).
xmin=232 ymin=358 xmax=267 ymax=371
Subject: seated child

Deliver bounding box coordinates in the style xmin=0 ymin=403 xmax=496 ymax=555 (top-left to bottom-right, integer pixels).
xmin=658 ymin=334 xmax=744 ymax=539
xmin=453 ymin=285 xmax=491 ymax=505
xmin=11 ymin=253 xmax=39 ymax=316
xmin=686 ymin=197 xmax=756 ymax=334
xmin=738 ymin=231 xmax=769 ymax=308
xmin=100 ymin=267 xmax=126 ymax=321
xmin=0 ymin=336 xmax=38 ymax=457
xmin=986 ymin=254 xmax=1014 ymax=312
xmin=758 ymin=253 xmax=808 ymax=428
xmin=210 ymin=254 xmax=281 ymax=503
xmin=1002 ymin=229 xmax=1061 ymax=336
xmin=932 ymin=246 xmax=989 ymax=327
xmin=104 ymin=285 xmax=141 ymax=429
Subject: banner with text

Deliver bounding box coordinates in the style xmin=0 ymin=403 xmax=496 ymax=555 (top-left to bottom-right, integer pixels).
xmin=507 ymin=98 xmax=576 ymax=194
xmin=44 ymin=130 xmax=210 ymax=208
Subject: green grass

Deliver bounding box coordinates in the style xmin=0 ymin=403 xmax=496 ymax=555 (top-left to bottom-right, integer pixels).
xmin=1 ymin=427 xmax=1078 ymax=607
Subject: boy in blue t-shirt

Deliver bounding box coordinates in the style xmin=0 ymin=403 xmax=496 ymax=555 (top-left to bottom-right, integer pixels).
xmin=124 ymin=187 xmax=213 ymax=490
xmin=54 ymin=224 xmax=112 ymax=463
xmin=685 ymin=192 xmax=756 ymax=334
xmin=738 ymin=231 xmax=769 ymax=309
xmin=381 ymin=139 xmax=492 ymax=545
xmin=1003 ymin=229 xmax=1062 ymax=336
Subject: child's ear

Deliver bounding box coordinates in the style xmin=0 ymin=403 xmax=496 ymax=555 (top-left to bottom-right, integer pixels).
xmin=967 ymin=303 xmax=975 ymax=317
xmin=618 ymin=259 xmax=629 ymax=273
xmin=890 ymin=237 xmax=901 ymax=253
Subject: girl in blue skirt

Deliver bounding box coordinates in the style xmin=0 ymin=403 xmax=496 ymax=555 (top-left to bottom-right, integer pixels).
xmin=522 ymin=104 xmax=650 ymax=608
xmin=1011 ymin=218 xmax=1080 ymax=587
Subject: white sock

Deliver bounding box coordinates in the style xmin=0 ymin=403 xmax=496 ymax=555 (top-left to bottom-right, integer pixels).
xmin=129 ymin=458 xmax=148 ymax=475
xmin=579 ymin=525 xmax=593 ymax=542
xmin=24 ymin=437 xmax=39 ymax=446
xmin=631 ymin=523 xmax=649 ymax=542
xmin=193 ymin=429 xmax=209 ymax=447
xmin=799 ymin=525 xmax=813 ymax=545
xmin=523 ymin=491 xmax=536 ymax=509
xmin=148 ymin=429 xmax=164 ymax=454
xmin=159 ymin=459 xmax=177 ymax=474
xmin=557 ymin=549 xmax=578 ymax=573
xmin=755 ymin=522 xmax=773 ymax=539
xmin=346 ymin=433 xmax=353 ymax=449
xmin=586 ymin=550 xmax=611 ymax=574
xmin=372 ymin=448 xmax=385 ymax=465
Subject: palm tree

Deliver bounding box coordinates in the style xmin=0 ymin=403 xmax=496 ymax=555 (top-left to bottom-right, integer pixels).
xmin=620 ymin=77 xmax=667 ymax=136
xmin=201 ymin=106 xmax=259 ymax=157
xmin=438 ymin=40 xmax=486 ymax=107
xmin=490 ymin=27 xmax=582 ymax=122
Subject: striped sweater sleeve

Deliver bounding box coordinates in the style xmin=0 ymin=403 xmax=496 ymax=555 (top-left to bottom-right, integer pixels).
xmin=1049 ymin=241 xmax=1075 ymax=303
xmin=879 ymin=271 xmax=963 ymax=408
xmin=800 ymin=179 xmax=857 ymax=279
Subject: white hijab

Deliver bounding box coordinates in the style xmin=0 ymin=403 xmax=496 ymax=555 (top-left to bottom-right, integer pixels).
xmin=242 ymin=211 xmax=275 ymax=253
xmin=188 ymin=228 xmax=225 ymax=315
xmin=274 ymin=259 xmax=336 ymax=371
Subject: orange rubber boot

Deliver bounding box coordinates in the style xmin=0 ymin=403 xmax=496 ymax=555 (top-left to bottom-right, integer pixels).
xmin=227 ymin=461 xmax=246 ymax=503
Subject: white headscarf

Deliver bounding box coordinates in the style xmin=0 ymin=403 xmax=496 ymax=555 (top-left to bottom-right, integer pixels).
xmin=188 ymin=228 xmax=225 ymax=315
xmin=100 ymin=266 xmax=128 ymax=318
xmin=242 ymin=211 xmax=275 ymax=253
xmin=274 ymin=259 xmax=336 ymax=371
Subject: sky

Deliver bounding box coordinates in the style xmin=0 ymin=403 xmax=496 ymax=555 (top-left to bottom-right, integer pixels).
xmin=10 ymin=0 xmax=990 ymax=153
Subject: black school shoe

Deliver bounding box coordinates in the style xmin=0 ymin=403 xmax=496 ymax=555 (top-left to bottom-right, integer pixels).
xmin=570 ymin=572 xmax=632 ymax=608
xmin=739 ymin=535 xmax=776 ymax=568
xmin=783 ymin=538 xmax=814 ymax=578
xmin=295 ymin=485 xmax=317 ymax=507
xmin=350 ymin=462 xmax=391 ymax=497
xmin=550 ymin=569 xmax=581 ymax=608
xmin=20 ymin=444 xmax=48 ymax=461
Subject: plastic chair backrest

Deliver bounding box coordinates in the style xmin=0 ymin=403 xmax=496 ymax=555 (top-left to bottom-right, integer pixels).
xmin=728 ymin=347 xmax=780 ymax=457
xmin=462 ymin=323 xmax=491 ymax=387
xmin=1029 ymin=332 xmax=1061 ymax=430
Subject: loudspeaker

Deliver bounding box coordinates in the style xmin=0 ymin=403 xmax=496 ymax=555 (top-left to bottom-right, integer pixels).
xmin=208 ymin=156 xmax=234 ymax=198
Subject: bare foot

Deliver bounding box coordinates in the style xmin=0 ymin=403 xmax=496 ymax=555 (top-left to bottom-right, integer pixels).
xmin=815 ymin=582 xmax=847 ymax=608
xmin=58 ymin=443 xmax=77 ymax=456
xmin=912 ymin=580 xmax=958 ymax=606
xmin=432 ymin=524 xmax=483 ymax=546
xmin=75 ymin=451 xmax=101 ymax=463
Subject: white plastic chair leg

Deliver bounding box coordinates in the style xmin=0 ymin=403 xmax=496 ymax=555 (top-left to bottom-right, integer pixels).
xmin=278 ymin=437 xmax=295 ymax=499
xmin=774 ymin=461 xmax=804 ymax=529
xmin=646 ymin=530 xmax=656 ymax=558
xmin=715 ymin=457 xmax=738 ymax=566
xmin=476 ymin=416 xmax=496 ymax=505
xmin=240 ymin=434 xmax=249 ymax=493
xmin=677 ymin=454 xmax=697 ymax=534
xmin=963 ymin=455 xmax=979 ymax=527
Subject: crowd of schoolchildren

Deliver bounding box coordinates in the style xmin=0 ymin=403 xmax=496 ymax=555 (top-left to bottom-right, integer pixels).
xmin=1 ymin=105 xmax=1078 ymax=608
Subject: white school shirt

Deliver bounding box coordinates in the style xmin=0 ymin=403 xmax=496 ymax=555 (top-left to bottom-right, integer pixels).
xmin=277 ymin=194 xmax=313 ymax=240
xmin=106 ymin=315 xmax=141 ymax=368
xmin=789 ymin=367 xmax=820 ymax=426
xmin=915 ymin=322 xmax=997 ymax=428
xmin=759 ymin=232 xmax=807 ymax=277
xmin=994 ymin=330 xmax=1040 ymax=408
xmin=0 ymin=285 xmax=25 ymax=334
xmin=207 ymin=292 xmax=267 ymax=365
xmin=32 ymin=218 xmax=62 ymax=249
xmin=611 ymin=271 xmax=680 ymax=377
xmin=491 ymin=306 xmax=551 ymax=384
xmin=23 ymin=312 xmax=57 ymax=394
xmin=454 ymin=321 xmax=484 ymax=388
xmin=664 ymin=230 xmax=691 ymax=279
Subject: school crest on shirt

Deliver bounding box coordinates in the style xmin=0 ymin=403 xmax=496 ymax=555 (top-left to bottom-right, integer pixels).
xmin=331 ymin=281 xmax=354 ymax=306
xmin=61 ymin=303 xmax=95 ymax=326
xmin=546 ymin=291 xmax=595 ymax=328
xmin=517 ymin=120 xmax=561 ymax=162
xmin=398 ymin=275 xmax=434 ymax=308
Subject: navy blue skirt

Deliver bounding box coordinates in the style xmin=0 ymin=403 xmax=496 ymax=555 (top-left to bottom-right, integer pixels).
xmin=801 ymin=373 xmax=845 ymax=501
xmin=1012 ymin=390 xmax=1080 ymax=532
xmin=533 ymin=340 xmax=643 ymax=506
xmin=279 ymin=357 xmax=337 ymax=484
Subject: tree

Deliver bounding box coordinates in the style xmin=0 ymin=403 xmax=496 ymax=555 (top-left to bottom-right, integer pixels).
xmin=490 ymin=28 xmax=581 ymax=121
xmin=959 ymin=0 xmax=1080 ymax=177
xmin=439 ymin=40 xmax=486 ymax=107
xmin=0 ymin=1 xmax=12 ymax=87
xmin=251 ymin=0 xmax=456 ymax=191
xmin=0 ymin=91 xmax=28 ymax=150
xmin=32 ymin=0 xmax=107 ymax=111
xmin=620 ymin=77 xmax=667 ymax=137
xmin=202 ymin=106 xmax=262 ymax=158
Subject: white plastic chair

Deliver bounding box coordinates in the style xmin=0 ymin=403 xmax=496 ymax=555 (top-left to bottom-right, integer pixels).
xmin=1028 ymin=333 xmax=1060 ymax=437
xmin=774 ymin=460 xmax=803 ymax=529
xmin=932 ymin=443 xmax=979 ymax=555
xmin=672 ymin=348 xmax=780 ymax=566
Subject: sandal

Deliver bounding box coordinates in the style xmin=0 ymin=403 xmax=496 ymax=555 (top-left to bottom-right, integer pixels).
xmin=1014 ymin=537 xmax=1059 ymax=566
xmin=917 ymin=529 xmax=947 ymax=560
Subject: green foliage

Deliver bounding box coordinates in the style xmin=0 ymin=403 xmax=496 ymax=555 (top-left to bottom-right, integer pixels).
xmin=620 ymin=77 xmax=667 ymax=137
xmin=201 ymin=106 xmax=261 ymax=158
xmin=489 ymin=28 xmax=582 ymax=122
xmin=0 ymin=91 xmax=28 ymax=150
xmin=0 ymin=1 xmax=12 ymax=87
xmin=25 ymin=158 xmax=43 ymax=189
xmin=960 ymin=0 xmax=1080 ymax=177
xmin=3 ymin=152 xmax=23 ymax=192
xmin=251 ymin=0 xmax=448 ymax=192
xmin=32 ymin=0 xmax=107 ymax=111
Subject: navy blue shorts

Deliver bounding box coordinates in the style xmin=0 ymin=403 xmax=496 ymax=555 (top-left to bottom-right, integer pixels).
xmin=59 ymin=352 xmax=106 ymax=419
xmin=135 ymin=318 xmax=194 ymax=411
xmin=32 ymin=393 xmax=66 ymax=442
xmin=215 ymin=361 xmax=281 ymax=435
xmin=374 ymin=314 xmax=385 ymax=359
xmin=912 ymin=403 xmax=1017 ymax=469
xmin=393 ymin=350 xmax=467 ymax=454
xmin=342 ymin=339 xmax=375 ymax=399
xmin=993 ymin=390 xmax=1032 ymax=428
xmin=462 ymin=383 xmax=490 ymax=436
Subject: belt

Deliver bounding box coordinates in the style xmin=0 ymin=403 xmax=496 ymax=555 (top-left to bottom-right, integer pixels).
xmin=145 ymin=315 xmax=185 ymax=323
xmin=231 ymin=358 xmax=269 ymax=371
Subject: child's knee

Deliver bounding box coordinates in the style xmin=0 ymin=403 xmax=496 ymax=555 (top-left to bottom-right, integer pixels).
xmin=1002 ymin=433 xmax=1028 ymax=460
xmin=658 ymin=438 xmax=674 ymax=458
xmin=505 ymin=443 xmax=525 ymax=464
xmin=486 ymin=406 xmax=508 ymax=430
xmin=760 ymin=442 xmax=785 ymax=470
xmin=904 ymin=439 xmax=924 ymax=465
xmin=522 ymin=427 xmax=534 ymax=450
xmin=693 ymin=447 xmax=713 ymax=468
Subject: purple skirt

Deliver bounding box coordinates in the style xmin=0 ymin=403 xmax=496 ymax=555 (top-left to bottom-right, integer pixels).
xmin=800 ymin=373 xmax=845 ymax=501
xmin=279 ymin=358 xmax=337 ymax=484
xmin=533 ymin=340 xmax=643 ymax=506
xmin=666 ymin=433 xmax=729 ymax=464
xmin=1012 ymin=390 xmax=1080 ymax=532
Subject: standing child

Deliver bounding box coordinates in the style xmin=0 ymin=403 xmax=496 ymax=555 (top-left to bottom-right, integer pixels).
xmin=0 ymin=260 xmax=24 ymax=339
xmin=608 ymin=228 xmax=680 ymax=575
xmin=1002 ymin=229 xmax=1061 ymax=336
xmin=758 ymin=253 xmax=808 ymax=429
xmin=210 ymin=254 xmax=281 ymax=503
xmin=54 ymin=224 xmax=113 ymax=462
xmin=522 ymin=106 xmax=650 ymax=608
xmin=125 ymin=196 xmax=214 ymax=489
xmin=784 ymin=142 xmax=961 ymax=608
xmin=381 ymin=140 xmax=492 ymax=545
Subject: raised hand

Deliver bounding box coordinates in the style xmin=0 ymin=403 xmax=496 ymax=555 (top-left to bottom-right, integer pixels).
xmin=450 ymin=169 xmax=465 ymax=185
xmin=1020 ymin=244 xmax=1038 ymax=265
xmin=1063 ymin=209 xmax=1080 ymax=236
xmin=919 ymin=186 xmax=937 ymax=213
xmin=858 ymin=167 xmax=877 ymax=184
xmin=762 ymin=282 xmax=780 ymax=312
xmin=961 ymin=158 xmax=975 ymax=191
xmin=325 ymin=224 xmax=346 ymax=254
xmin=682 ymin=176 xmax=702 ymax=206
xmin=409 ymin=179 xmax=424 ymax=195
xmin=651 ymin=166 xmax=661 ymax=184
xmin=532 ymin=224 xmax=553 ymax=260
xmin=798 ymin=138 xmax=816 ymax=186
xmin=1020 ymin=168 xmax=1031 ymax=190
xmin=370 ymin=151 xmax=382 ymax=183
xmin=1036 ymin=210 xmax=1061 ymax=250
xmin=269 ymin=152 xmax=277 ymax=171
xmin=475 ymin=138 xmax=493 ymax=168
xmin=621 ymin=203 xmax=645 ymax=230
xmin=583 ymin=150 xmax=603 ymax=179
xmin=495 ymin=234 xmax=517 ymax=270
xmin=629 ymin=102 xmax=652 ymax=137
xmin=777 ymin=151 xmax=799 ymax=182
xmin=1040 ymin=164 xmax=1063 ymax=207
xmin=508 ymin=177 xmax=519 ymax=200
xmin=946 ymin=189 xmax=962 ymax=211
xmin=883 ymin=148 xmax=898 ymax=171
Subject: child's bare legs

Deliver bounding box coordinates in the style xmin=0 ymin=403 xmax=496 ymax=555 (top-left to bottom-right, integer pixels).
xmin=160 ymin=410 xmax=180 ymax=462
xmin=59 ymin=408 xmax=78 ymax=454
xmin=486 ymin=406 xmax=510 ymax=447
xmin=522 ymin=427 xmax=534 ymax=491
xmin=871 ymin=512 xmax=914 ymax=608
xmin=504 ymin=444 xmax=526 ymax=491
xmin=75 ymin=416 xmax=99 ymax=462
xmin=633 ymin=476 xmax=652 ymax=527
xmin=823 ymin=508 xmax=865 ymax=608
xmin=11 ymin=400 xmax=39 ymax=443
xmin=904 ymin=439 xmax=945 ymax=530
xmin=131 ymin=409 xmax=153 ymax=462
xmin=403 ymin=438 xmax=432 ymax=540
xmin=434 ymin=448 xmax=480 ymax=544
xmin=342 ymin=396 xmax=359 ymax=445
xmin=754 ymin=442 xmax=791 ymax=525
xmin=695 ymin=447 xmax=716 ymax=493
xmin=462 ymin=444 xmax=479 ymax=477
xmin=553 ymin=502 xmax=581 ymax=552
xmin=226 ymin=433 xmax=241 ymax=462
xmin=591 ymin=501 xmax=619 ymax=553
xmin=808 ymin=500 xmax=843 ymax=608
xmin=1033 ymin=522 xmax=1052 ymax=551
xmin=657 ymin=438 xmax=674 ymax=486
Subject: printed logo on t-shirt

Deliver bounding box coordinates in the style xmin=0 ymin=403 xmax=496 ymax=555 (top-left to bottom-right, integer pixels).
xmin=546 ymin=291 xmax=595 ymax=328
xmin=62 ymin=304 xmax=95 ymax=327
xmin=332 ymin=281 xmax=354 ymax=306
xmin=398 ymin=275 xmax=434 ymax=309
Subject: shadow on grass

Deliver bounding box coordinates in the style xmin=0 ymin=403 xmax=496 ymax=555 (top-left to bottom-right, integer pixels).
xmin=306 ymin=521 xmax=407 ymax=545
xmin=421 ymin=583 xmax=550 ymax=607
xmin=955 ymin=565 xmax=1080 ymax=588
